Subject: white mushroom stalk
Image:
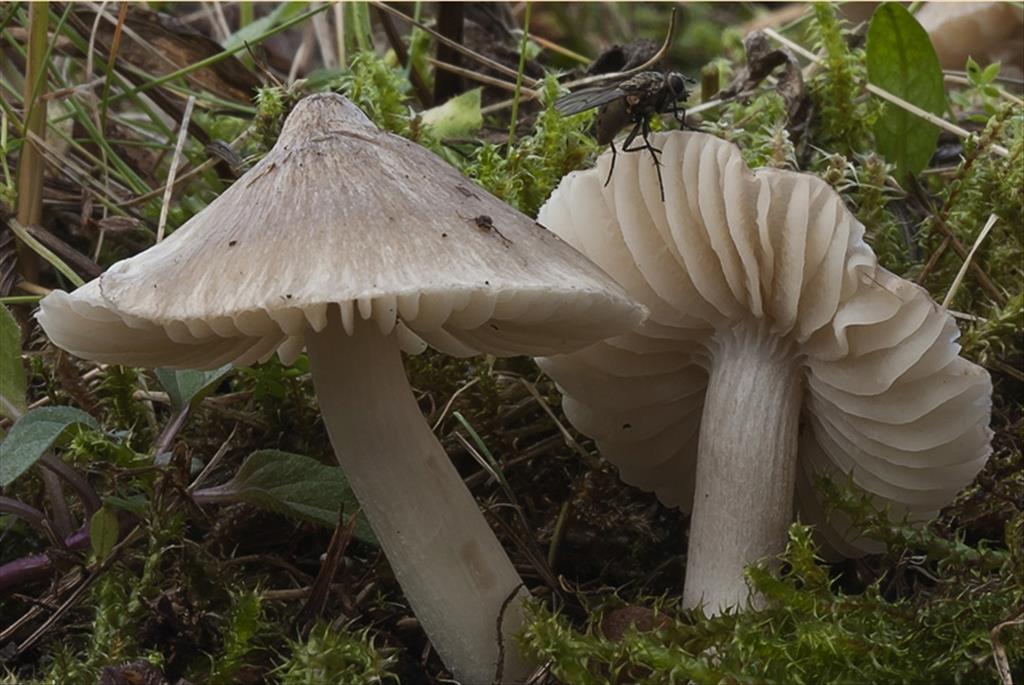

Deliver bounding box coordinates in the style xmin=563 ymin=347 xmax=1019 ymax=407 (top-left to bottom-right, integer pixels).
xmin=686 ymin=322 xmax=803 ymax=609
xmin=536 ymin=131 xmax=993 ymax=615
xmin=36 ymin=93 xmax=644 ymax=682
xmin=306 ymin=314 xmax=528 ymax=681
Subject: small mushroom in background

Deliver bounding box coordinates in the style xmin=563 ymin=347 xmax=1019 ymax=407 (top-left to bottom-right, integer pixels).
xmin=535 ymin=131 xmax=993 ymax=615
xmin=37 ymin=93 xmax=644 ymax=683
xmin=914 ymin=3 xmax=1024 ymax=80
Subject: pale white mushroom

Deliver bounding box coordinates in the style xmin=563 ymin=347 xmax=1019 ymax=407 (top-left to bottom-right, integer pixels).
xmin=536 ymin=131 xmax=992 ymax=615
xmin=37 ymin=93 xmax=643 ymax=683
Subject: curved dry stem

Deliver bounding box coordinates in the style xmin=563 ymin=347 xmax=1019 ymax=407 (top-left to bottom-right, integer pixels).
xmin=306 ymin=310 xmax=531 ymax=683
xmin=683 ymin=322 xmax=803 ymax=614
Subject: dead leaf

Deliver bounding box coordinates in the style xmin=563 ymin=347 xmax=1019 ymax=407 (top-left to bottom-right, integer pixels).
xmin=718 ymin=31 xmax=811 ymax=141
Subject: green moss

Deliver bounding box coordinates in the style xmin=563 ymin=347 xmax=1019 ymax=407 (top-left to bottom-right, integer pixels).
xmin=806 ymin=3 xmax=879 ymax=156
xmin=468 ymin=76 xmax=597 ymax=215
xmin=209 ymin=590 xmax=265 ymax=685
xmin=335 ymin=52 xmax=416 ymax=138
xmin=277 ymin=623 xmax=395 ymax=684
xmin=522 ymin=508 xmax=1021 ymax=684
xmin=704 ymin=91 xmax=796 ymax=169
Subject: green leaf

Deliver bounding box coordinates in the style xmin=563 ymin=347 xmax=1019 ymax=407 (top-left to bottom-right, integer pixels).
xmin=866 ymin=3 xmax=947 ymax=181
xmin=0 ymin=305 xmax=26 ymax=420
xmin=421 ymin=88 xmax=483 ymax=139
xmin=89 ymin=506 xmax=119 ymax=562
xmin=193 ymin=450 xmax=375 ymax=543
xmin=154 ymin=365 xmax=232 ymax=411
xmin=222 ymin=1 xmax=306 ymax=52
xmin=966 ymin=56 xmax=982 ymax=84
xmin=0 ymin=406 xmax=98 ymax=486
xmin=104 ymin=494 xmax=149 ymax=516
xmin=980 ymin=62 xmax=1001 ymax=85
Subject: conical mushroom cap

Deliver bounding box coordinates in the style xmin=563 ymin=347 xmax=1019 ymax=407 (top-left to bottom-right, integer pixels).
xmin=39 ymin=93 xmax=643 ymax=368
xmin=536 ymin=131 xmax=992 ymax=554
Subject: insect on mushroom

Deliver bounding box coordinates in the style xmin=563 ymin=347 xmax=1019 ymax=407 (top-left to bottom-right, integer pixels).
xmin=554 ymin=70 xmax=696 ymax=201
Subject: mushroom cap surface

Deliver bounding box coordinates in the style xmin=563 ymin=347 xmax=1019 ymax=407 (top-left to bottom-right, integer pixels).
xmin=38 ymin=93 xmax=643 ymax=368
xmin=536 ymin=131 xmax=992 ymax=553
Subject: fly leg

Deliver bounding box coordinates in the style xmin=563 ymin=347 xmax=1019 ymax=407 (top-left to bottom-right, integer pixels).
xmin=668 ymin=99 xmax=696 ymax=132
xmin=622 ymin=117 xmax=666 ymax=201
xmin=607 ymin=116 xmax=653 ymax=187
xmin=603 ymin=140 xmax=619 ymax=188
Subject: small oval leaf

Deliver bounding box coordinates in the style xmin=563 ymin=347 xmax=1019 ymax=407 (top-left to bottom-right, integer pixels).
xmin=154 ymin=365 xmax=232 ymax=411
xmin=0 ymin=406 xmax=99 ymax=486
xmin=867 ymin=3 xmax=947 ymax=181
xmin=89 ymin=506 xmax=120 ymax=562
xmin=192 ymin=449 xmax=375 ymax=544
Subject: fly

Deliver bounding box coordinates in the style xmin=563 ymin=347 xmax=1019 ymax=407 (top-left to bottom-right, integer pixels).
xmin=555 ymin=70 xmax=695 ymax=201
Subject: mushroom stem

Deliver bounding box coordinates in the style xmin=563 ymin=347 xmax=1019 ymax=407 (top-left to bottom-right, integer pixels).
xmin=306 ymin=311 xmax=531 ymax=683
xmin=683 ymin=321 xmax=803 ymax=614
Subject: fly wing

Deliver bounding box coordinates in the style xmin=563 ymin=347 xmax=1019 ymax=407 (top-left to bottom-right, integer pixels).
xmin=554 ymin=85 xmax=626 ymax=116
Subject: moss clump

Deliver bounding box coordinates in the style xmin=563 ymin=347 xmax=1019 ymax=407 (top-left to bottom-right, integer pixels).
xmin=209 ymin=590 xmax=265 ymax=684
xmin=336 ymin=52 xmax=417 ymax=139
xmin=704 ymin=91 xmax=796 ymax=169
xmin=806 ymin=3 xmax=879 ymax=157
xmin=468 ymin=76 xmax=597 ymax=215
xmin=277 ymin=623 xmax=396 ymax=685
xmin=522 ymin=505 xmax=1022 ymax=684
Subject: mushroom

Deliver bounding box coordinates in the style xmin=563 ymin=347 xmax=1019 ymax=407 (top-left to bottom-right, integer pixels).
xmin=37 ymin=93 xmax=644 ymax=682
xmin=915 ymin=3 xmax=1024 ymax=80
xmin=535 ymin=131 xmax=992 ymax=614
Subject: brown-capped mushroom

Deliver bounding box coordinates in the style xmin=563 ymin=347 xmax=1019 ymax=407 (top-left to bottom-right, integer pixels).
xmin=536 ymin=131 xmax=992 ymax=615
xmin=37 ymin=93 xmax=644 ymax=682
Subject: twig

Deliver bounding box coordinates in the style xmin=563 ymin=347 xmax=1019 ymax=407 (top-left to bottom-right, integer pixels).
xmin=427 ymin=57 xmax=536 ymax=97
xmin=479 ymin=7 xmax=679 ymax=116
xmin=944 ymin=74 xmax=1024 ymax=106
xmin=924 ymin=212 xmax=1006 ymax=305
xmin=990 ymin=359 xmax=1024 ymax=384
xmin=311 ymin=2 xmax=337 ymax=70
xmin=376 ymin=4 xmax=432 ymax=107
xmin=155 ymin=95 xmax=195 ymax=243
xmin=15 ymin=280 xmax=51 ymax=296
xmin=942 ymin=214 xmax=998 ymax=308
xmin=187 ymin=424 xmax=238 ymax=493
xmin=493 ymin=582 xmax=526 ymax=685
xmin=24 ymin=126 xmax=135 ymax=202
xmin=761 ymin=27 xmax=1010 ymax=158
xmin=507 ymin=2 xmax=533 ymax=147
xmin=546 ymin=500 xmax=570 ymax=571
xmin=433 ymin=2 xmax=464 ymax=102
xmin=15 ymin=524 xmax=144 ymax=655
xmin=557 ymin=7 xmax=679 ymax=90
xmin=333 ymin=1 xmax=345 ymax=67
xmin=295 ymin=508 xmax=358 ymax=632
xmin=430 ymin=377 xmax=479 ymax=432
xmin=369 ymin=1 xmax=540 ymax=89
xmin=14 ymin=1 xmax=50 ymax=283
xmin=124 ymin=129 xmax=251 ymax=208
xmin=513 ymin=29 xmax=589 ymax=65
xmin=23 ymin=222 xmax=102 ymax=279
xmin=288 ymin=22 xmax=315 ymax=85
xmin=516 ymin=377 xmax=593 ymax=465
xmin=991 ymin=612 xmax=1023 ymax=685
xmin=8 ymin=219 xmax=85 ymax=288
